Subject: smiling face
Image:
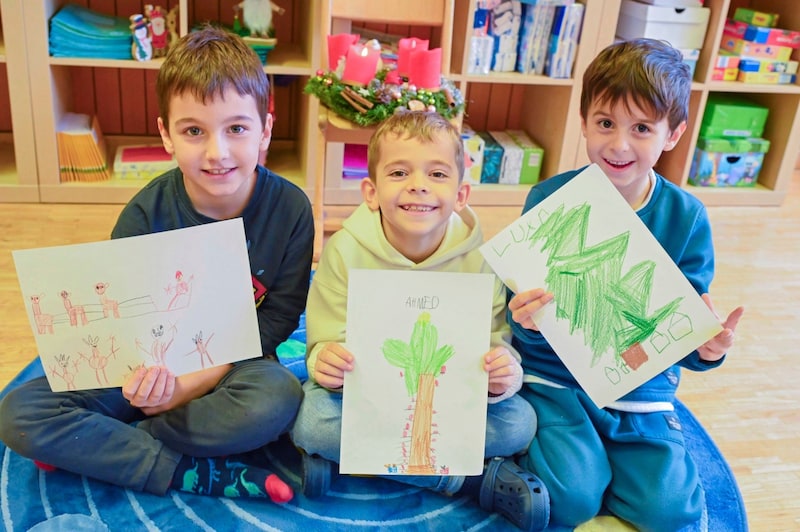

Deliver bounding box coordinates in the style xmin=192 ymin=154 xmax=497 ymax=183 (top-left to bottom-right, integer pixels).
xmin=581 ymin=96 xmax=685 ymax=208
xmin=361 ymin=132 xmax=470 ymax=263
xmin=158 ymin=87 xmax=272 ymax=219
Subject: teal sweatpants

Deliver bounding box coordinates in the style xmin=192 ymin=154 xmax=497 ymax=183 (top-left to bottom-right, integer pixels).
xmin=518 ymin=383 xmax=704 ymax=531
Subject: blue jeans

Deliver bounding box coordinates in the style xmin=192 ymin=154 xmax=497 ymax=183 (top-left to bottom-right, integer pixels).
xmin=0 ymin=358 xmax=302 ymax=495
xmin=291 ymin=379 xmax=536 ymax=494
xmin=518 ymin=383 xmax=704 ymax=531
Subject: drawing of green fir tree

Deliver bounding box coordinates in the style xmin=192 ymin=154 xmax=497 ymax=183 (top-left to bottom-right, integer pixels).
xmin=530 ymin=203 xmax=682 ymax=369
xmin=382 ymin=311 xmax=454 ymax=474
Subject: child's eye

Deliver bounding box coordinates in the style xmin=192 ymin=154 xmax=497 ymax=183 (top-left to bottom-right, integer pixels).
xmin=388 ymin=169 xmax=407 ymax=178
xmin=599 ymin=119 xmax=613 ymax=129
xmin=229 ymin=125 xmax=246 ymax=134
xmin=636 ymin=124 xmax=651 ymax=134
xmin=184 ymin=126 xmax=202 ymax=137
xmin=431 ymin=171 xmax=449 ymax=179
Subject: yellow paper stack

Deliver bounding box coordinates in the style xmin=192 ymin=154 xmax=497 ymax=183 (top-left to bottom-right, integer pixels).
xmin=56 ymin=113 xmax=110 ymax=182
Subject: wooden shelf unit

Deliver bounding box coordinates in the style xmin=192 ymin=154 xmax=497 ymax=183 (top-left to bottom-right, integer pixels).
xmin=17 ymin=0 xmax=320 ymax=205
xmin=0 ymin=0 xmax=798 ymax=214
xmin=0 ymin=0 xmax=39 ymax=203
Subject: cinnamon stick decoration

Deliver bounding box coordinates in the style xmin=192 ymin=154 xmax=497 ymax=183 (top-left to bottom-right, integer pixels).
xmin=341 ymin=90 xmax=368 ymax=113
xmin=343 ymin=86 xmax=374 ymax=109
xmin=443 ymin=88 xmax=456 ymax=108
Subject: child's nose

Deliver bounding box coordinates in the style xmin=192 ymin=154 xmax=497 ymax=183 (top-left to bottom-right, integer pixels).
xmin=408 ymin=172 xmax=429 ymax=192
xmin=610 ymin=131 xmax=630 ymax=152
xmin=206 ymin=133 xmax=230 ymax=160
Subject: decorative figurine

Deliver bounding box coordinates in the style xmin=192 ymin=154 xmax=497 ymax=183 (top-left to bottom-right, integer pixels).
xmin=129 ymin=14 xmax=153 ymax=61
xmin=144 ymin=5 xmax=168 ymax=58
xmin=165 ymin=5 xmax=180 ymax=50
xmin=236 ymin=0 xmax=285 ymax=39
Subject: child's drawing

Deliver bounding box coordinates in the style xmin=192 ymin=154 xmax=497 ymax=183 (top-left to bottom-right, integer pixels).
xmin=340 ymin=269 xmax=494 ymax=476
xmin=480 ymin=164 xmax=723 ymax=408
xmin=60 ymin=290 xmax=88 ymax=327
xmin=383 ymin=311 xmax=454 ymax=474
xmin=29 ymin=294 xmax=54 ymax=335
xmin=13 ymin=219 xmax=262 ymax=391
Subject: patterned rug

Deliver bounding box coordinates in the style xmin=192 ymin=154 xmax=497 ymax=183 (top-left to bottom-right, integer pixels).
xmin=0 ymin=315 xmax=747 ymax=531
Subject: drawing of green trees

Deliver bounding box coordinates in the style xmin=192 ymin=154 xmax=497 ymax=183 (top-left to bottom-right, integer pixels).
xmin=530 ymin=203 xmax=682 ymax=369
xmin=382 ymin=311 xmax=454 ymax=474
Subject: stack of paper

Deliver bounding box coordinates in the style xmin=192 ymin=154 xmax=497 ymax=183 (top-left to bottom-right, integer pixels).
xmin=57 ymin=113 xmax=110 ymax=182
xmin=49 ymin=4 xmax=133 ymax=59
xmin=113 ymin=144 xmax=177 ymax=180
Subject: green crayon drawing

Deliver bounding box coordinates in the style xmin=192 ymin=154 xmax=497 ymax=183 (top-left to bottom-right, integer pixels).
xmin=529 ymin=203 xmax=683 ymax=370
xmin=382 ymin=311 xmax=454 ymax=474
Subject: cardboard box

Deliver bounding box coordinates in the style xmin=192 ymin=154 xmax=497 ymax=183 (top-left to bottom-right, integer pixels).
xmin=489 ymin=130 xmax=523 ymax=184
xmin=711 ymin=67 xmax=739 ymax=81
xmin=616 ymin=0 xmax=710 ymax=49
xmin=723 ymin=19 xmax=800 ymax=49
xmin=733 ymin=7 xmax=779 ymax=28
xmin=737 ymin=71 xmax=797 ymax=84
xmin=506 ymin=129 xmax=544 ymax=184
xmin=700 ymin=95 xmax=769 ymax=138
xmin=737 ymin=58 xmax=798 ymax=75
xmin=719 ymin=37 xmax=793 ymax=61
xmin=477 ymin=131 xmax=503 ymax=184
xmin=714 ymin=51 xmax=741 ymax=69
xmin=461 ymin=124 xmax=485 ymax=185
xmin=689 ymin=137 xmax=770 ymax=187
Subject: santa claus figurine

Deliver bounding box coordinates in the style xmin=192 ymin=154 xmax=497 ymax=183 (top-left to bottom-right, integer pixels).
xmin=237 ymin=0 xmax=285 ymax=38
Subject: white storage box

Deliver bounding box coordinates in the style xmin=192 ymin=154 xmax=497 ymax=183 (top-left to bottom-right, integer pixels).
xmin=616 ymin=0 xmax=710 ymax=50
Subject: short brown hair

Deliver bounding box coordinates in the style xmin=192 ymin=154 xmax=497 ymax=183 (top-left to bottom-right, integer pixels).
xmin=367 ymin=110 xmax=465 ymax=181
xmin=580 ymin=38 xmax=690 ymax=131
xmin=156 ymin=25 xmax=270 ymax=126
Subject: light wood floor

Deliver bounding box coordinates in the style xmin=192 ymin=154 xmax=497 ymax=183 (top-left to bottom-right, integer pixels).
xmin=2 ymin=171 xmax=799 ymax=530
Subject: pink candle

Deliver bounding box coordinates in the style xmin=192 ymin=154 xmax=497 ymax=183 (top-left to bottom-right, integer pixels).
xmin=327 ymin=33 xmax=360 ymax=71
xmin=397 ymin=37 xmax=429 ymax=78
xmin=408 ymin=48 xmax=442 ymax=90
xmin=341 ymin=45 xmax=381 ymax=85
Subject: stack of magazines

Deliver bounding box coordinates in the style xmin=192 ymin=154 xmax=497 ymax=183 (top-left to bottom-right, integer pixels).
xmin=50 ymin=4 xmax=133 ymax=59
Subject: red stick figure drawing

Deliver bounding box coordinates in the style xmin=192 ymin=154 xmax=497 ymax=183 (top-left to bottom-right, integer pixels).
xmin=49 ymin=353 xmax=79 ymax=391
xmin=165 ymin=270 xmax=193 ymax=310
xmin=78 ymin=335 xmax=119 ymax=386
xmin=94 ymin=282 xmax=120 ymax=318
xmin=30 ymin=294 xmax=54 ymax=334
xmin=136 ymin=323 xmax=176 ymax=366
xmin=186 ymin=330 xmax=215 ymax=368
xmin=60 ymin=290 xmax=88 ymax=326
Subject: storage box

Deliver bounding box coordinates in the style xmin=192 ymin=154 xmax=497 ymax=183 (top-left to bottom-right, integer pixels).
xmin=477 ymin=131 xmax=503 ymax=184
xmin=616 ymin=0 xmax=710 ymax=49
xmin=679 ymin=48 xmax=700 ymax=78
xmin=738 ymin=58 xmax=798 ymax=75
xmin=461 ymin=124 xmax=485 ymax=185
xmin=723 ymin=19 xmax=800 ymax=49
xmin=700 ymin=95 xmax=769 ymax=138
xmin=506 ymin=129 xmax=544 ymax=184
xmin=737 ymin=71 xmax=797 ymax=84
xmin=689 ymin=136 xmax=770 ymax=187
xmin=711 ymin=67 xmax=739 ymax=81
xmin=714 ymin=51 xmax=740 ymax=69
xmin=489 ymin=130 xmax=523 ymax=184
xmin=719 ymin=37 xmax=793 ymax=61
xmin=733 ymin=7 xmax=779 ymax=28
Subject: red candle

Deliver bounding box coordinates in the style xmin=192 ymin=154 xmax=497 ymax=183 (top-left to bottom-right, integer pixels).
xmin=341 ymin=44 xmax=381 ymax=86
xmin=408 ymin=48 xmax=442 ymax=90
xmin=397 ymin=37 xmax=429 ymax=78
xmin=327 ymin=33 xmax=360 ymax=71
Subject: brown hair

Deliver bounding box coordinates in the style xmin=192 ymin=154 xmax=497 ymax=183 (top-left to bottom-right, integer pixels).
xmin=367 ymin=110 xmax=465 ymax=181
xmin=156 ymin=25 xmax=270 ymax=126
xmin=580 ymin=38 xmax=690 ymax=131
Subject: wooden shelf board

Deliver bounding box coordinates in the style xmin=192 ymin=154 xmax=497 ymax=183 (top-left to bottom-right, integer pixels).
xmin=687 ymin=184 xmax=787 ymax=207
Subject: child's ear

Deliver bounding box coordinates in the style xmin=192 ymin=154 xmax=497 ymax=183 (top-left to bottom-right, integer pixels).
xmin=361 ymin=177 xmax=380 ymax=210
xmin=259 ymin=113 xmax=274 ymax=152
xmin=157 ymin=117 xmax=174 ymax=154
xmin=664 ymin=121 xmax=688 ymax=152
xmin=454 ymin=181 xmax=471 ymax=212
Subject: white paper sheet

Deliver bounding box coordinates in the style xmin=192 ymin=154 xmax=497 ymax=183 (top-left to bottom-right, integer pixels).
xmin=480 ymin=164 xmax=723 ymax=407
xmin=13 ymin=219 xmax=262 ymax=391
xmin=340 ymin=269 xmax=493 ymax=475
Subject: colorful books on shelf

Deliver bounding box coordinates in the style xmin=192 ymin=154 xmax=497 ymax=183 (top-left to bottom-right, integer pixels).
xmin=56 ymin=113 xmax=110 ymax=183
xmin=113 ymin=144 xmax=177 ymax=180
xmin=49 ymin=4 xmax=133 ymax=59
